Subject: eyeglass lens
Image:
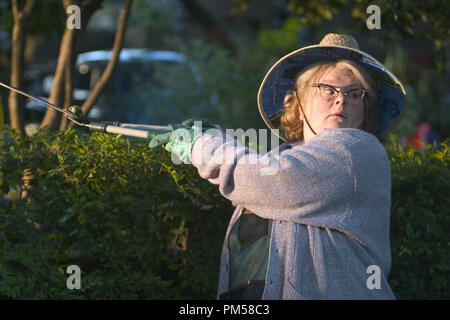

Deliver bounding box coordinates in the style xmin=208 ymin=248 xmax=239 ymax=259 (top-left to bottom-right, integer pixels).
xmin=316 ymin=84 xmax=365 ymax=103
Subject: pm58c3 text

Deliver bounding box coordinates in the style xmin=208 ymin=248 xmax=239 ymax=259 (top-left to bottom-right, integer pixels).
xmin=223 ymin=304 xmax=269 ymax=315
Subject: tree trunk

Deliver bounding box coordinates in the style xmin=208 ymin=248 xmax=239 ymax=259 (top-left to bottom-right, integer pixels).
xmin=78 ymin=0 xmax=133 ymax=119
xmin=40 ymin=26 xmax=76 ymax=130
xmin=41 ymin=0 xmax=103 ymax=130
xmin=58 ymin=52 xmax=74 ymax=130
xmin=59 ymin=0 xmax=103 ymax=130
xmin=9 ymin=0 xmax=35 ymax=138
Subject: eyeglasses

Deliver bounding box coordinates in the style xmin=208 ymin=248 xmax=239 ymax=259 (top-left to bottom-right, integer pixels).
xmin=312 ymin=83 xmax=367 ymax=104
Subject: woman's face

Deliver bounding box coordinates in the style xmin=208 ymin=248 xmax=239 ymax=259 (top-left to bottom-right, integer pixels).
xmin=299 ymin=66 xmax=365 ymax=142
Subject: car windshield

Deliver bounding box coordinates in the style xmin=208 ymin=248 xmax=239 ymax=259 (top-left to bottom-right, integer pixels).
xmin=74 ymin=52 xmax=202 ymax=125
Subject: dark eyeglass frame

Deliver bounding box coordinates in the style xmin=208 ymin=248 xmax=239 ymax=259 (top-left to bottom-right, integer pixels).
xmin=312 ymin=83 xmax=367 ymax=102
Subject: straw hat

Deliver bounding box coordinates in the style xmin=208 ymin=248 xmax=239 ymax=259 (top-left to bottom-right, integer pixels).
xmin=258 ymin=33 xmax=407 ymax=141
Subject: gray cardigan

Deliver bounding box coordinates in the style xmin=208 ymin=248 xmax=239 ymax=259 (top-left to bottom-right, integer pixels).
xmin=191 ymin=128 xmax=395 ymax=299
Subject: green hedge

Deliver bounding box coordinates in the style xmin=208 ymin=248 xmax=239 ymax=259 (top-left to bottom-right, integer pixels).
xmin=386 ymin=137 xmax=449 ymax=299
xmin=0 ymin=128 xmax=232 ymax=299
xmin=0 ymin=128 xmax=448 ymax=299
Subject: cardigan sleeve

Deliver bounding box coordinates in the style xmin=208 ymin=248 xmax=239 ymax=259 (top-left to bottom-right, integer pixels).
xmin=191 ymin=128 xmax=389 ymax=237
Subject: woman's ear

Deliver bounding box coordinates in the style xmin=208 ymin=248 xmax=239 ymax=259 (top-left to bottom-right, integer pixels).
xmin=295 ymin=90 xmax=306 ymax=121
xmin=298 ymin=103 xmax=305 ymax=121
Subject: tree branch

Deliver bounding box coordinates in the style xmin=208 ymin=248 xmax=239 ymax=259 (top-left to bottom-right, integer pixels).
xmin=58 ymin=47 xmax=74 ymax=130
xmin=79 ymin=0 xmax=133 ymax=118
xmin=40 ymin=0 xmax=103 ymax=130
xmin=40 ymin=26 xmax=76 ymax=129
xmin=9 ymin=0 xmax=35 ymax=137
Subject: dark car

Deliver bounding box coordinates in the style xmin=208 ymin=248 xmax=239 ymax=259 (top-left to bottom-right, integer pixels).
xmin=76 ymin=49 xmax=201 ymax=124
xmin=25 ymin=48 xmax=210 ymax=129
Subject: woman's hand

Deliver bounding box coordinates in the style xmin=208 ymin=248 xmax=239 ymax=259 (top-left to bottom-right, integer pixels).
xmin=148 ymin=118 xmax=222 ymax=164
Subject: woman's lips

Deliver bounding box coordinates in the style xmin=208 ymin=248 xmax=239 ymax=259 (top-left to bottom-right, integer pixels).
xmin=329 ymin=113 xmax=346 ymax=119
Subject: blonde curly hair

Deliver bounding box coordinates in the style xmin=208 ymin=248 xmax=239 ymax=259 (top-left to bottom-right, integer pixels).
xmin=280 ymin=59 xmax=379 ymax=142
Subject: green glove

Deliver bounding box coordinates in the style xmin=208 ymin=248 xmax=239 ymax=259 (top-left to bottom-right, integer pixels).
xmin=164 ymin=128 xmax=197 ymax=164
xmin=147 ymin=123 xmax=187 ymax=149
xmin=148 ymin=119 xmax=221 ymax=164
xmin=180 ymin=118 xmax=221 ymax=131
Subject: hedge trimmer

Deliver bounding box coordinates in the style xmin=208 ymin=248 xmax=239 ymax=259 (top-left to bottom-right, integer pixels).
xmin=0 ymin=81 xmax=171 ymax=139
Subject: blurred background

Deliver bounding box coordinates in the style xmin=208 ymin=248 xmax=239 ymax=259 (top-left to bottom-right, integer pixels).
xmin=0 ymin=0 xmax=448 ymax=147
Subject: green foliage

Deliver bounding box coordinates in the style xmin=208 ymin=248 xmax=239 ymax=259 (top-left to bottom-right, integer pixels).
xmin=235 ymin=0 xmax=449 ymax=69
xmin=157 ymin=38 xmax=270 ymax=131
xmin=28 ymin=1 xmax=66 ymax=38
xmin=0 ymin=127 xmax=232 ymax=299
xmin=385 ymin=136 xmax=450 ymax=299
xmin=0 ymin=0 xmax=66 ymax=41
xmin=128 ymin=0 xmax=183 ymax=29
xmin=390 ymin=72 xmax=450 ymax=139
xmin=257 ymin=17 xmax=302 ymax=56
xmin=287 ymin=0 xmax=348 ymax=25
xmin=0 ymin=128 xmax=448 ymax=299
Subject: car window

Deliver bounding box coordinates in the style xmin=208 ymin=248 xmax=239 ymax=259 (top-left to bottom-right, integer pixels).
xmin=82 ymin=59 xmax=201 ymax=125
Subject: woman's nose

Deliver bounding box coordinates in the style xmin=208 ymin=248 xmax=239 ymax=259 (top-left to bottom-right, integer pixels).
xmin=334 ymin=92 xmax=346 ymax=105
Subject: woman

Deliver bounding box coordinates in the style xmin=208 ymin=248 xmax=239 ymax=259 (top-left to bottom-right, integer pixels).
xmin=149 ymin=33 xmax=407 ymax=299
